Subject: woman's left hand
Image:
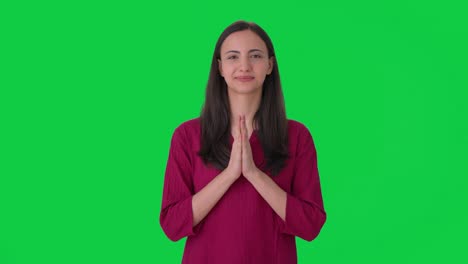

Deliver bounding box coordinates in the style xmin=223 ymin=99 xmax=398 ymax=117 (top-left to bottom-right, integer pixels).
xmin=240 ymin=115 xmax=260 ymax=179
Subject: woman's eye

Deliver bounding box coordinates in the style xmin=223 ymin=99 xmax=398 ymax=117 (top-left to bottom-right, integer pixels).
xmin=251 ymin=54 xmax=262 ymax=58
xmin=227 ymin=56 xmax=237 ymax=60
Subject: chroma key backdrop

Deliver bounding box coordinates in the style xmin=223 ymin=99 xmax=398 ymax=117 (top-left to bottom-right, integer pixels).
xmin=1 ymin=0 xmax=467 ymax=263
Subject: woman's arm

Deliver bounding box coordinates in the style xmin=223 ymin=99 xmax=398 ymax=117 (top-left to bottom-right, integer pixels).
xmin=245 ymin=170 xmax=287 ymax=221
xmin=192 ymin=169 xmax=238 ymax=226
xmin=161 ymin=123 xmax=243 ymax=241
xmin=244 ymin=123 xmax=326 ymax=242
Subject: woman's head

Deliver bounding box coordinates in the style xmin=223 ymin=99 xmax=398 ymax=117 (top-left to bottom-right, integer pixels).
xmin=218 ymin=29 xmax=273 ymax=96
xmin=207 ymin=21 xmax=281 ymax=100
xmin=199 ymin=20 xmax=289 ymax=176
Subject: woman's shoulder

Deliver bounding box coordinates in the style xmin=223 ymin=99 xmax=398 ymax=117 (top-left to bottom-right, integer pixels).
xmin=287 ymin=119 xmax=311 ymax=135
xmin=286 ymin=119 xmax=317 ymax=151
xmin=177 ymin=117 xmax=201 ymax=130
xmin=172 ymin=117 xmax=201 ymax=139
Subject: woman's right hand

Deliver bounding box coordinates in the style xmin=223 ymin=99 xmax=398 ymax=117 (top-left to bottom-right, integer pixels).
xmin=225 ymin=116 xmax=242 ymax=180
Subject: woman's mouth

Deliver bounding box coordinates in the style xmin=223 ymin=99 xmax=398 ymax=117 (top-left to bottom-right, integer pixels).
xmin=236 ymin=76 xmax=254 ymax=82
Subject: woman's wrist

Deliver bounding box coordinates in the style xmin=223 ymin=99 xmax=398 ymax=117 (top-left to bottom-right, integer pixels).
xmin=243 ymin=167 xmax=261 ymax=180
xmin=222 ymin=167 xmax=240 ymax=181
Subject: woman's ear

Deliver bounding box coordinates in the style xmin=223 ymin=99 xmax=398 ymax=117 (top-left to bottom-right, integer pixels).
xmin=267 ymin=56 xmax=274 ymax=75
xmin=218 ymin=59 xmax=223 ymax=77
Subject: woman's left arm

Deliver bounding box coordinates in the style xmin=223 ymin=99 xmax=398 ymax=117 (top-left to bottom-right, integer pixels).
xmin=245 ymin=126 xmax=326 ymax=242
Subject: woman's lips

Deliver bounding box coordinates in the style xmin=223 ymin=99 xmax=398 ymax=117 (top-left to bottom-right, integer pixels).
xmin=236 ymin=76 xmax=254 ymax=82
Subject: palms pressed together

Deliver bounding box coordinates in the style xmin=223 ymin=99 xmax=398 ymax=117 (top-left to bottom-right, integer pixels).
xmin=227 ymin=115 xmax=259 ymax=180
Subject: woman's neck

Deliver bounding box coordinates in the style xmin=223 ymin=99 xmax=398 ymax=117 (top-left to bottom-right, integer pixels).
xmin=228 ymin=91 xmax=261 ymax=135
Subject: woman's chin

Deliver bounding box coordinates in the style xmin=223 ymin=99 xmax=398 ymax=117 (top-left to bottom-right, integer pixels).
xmin=228 ymin=85 xmax=262 ymax=95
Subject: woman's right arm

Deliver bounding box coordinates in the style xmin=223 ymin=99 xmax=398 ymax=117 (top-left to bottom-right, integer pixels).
xmin=192 ymin=126 xmax=242 ymax=226
xmin=160 ymin=125 xmax=241 ymax=241
xmin=192 ymin=168 xmax=237 ymax=226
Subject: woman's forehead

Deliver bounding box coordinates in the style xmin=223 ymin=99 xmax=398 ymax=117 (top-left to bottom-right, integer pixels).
xmin=221 ymin=30 xmax=267 ymax=53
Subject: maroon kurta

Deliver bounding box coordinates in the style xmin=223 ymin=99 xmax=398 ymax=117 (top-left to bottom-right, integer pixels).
xmin=160 ymin=118 xmax=326 ymax=263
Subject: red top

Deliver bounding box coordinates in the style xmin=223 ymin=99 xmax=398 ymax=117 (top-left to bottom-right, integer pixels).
xmin=160 ymin=118 xmax=326 ymax=263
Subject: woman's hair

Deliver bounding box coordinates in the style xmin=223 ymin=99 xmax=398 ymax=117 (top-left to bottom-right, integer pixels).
xmin=197 ymin=20 xmax=289 ymax=176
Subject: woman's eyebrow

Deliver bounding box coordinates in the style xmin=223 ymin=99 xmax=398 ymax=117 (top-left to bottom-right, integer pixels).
xmin=224 ymin=49 xmax=265 ymax=55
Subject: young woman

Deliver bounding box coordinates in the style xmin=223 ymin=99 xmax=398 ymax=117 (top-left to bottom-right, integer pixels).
xmin=160 ymin=20 xmax=326 ymax=263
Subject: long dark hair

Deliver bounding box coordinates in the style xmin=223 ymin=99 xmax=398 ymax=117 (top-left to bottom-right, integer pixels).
xmin=197 ymin=20 xmax=289 ymax=176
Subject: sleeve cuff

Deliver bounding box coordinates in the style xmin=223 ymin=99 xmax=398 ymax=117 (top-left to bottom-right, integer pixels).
xmin=185 ymin=195 xmax=203 ymax=237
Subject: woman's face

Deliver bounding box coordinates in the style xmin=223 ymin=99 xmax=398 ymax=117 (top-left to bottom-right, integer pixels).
xmin=218 ymin=30 xmax=273 ymax=95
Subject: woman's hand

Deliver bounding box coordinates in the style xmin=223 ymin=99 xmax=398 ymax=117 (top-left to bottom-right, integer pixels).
xmin=226 ymin=115 xmax=260 ymax=180
xmin=225 ymin=116 xmax=243 ymax=180
xmin=240 ymin=115 xmax=260 ymax=179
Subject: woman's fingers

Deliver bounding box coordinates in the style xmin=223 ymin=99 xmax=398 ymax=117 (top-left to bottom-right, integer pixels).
xmin=242 ymin=115 xmax=251 ymax=151
xmin=227 ymin=116 xmax=242 ymax=179
xmin=239 ymin=115 xmax=258 ymax=178
xmin=235 ymin=115 xmax=242 ymax=154
xmin=241 ymin=115 xmax=247 ymax=143
xmin=239 ymin=115 xmax=244 ymax=144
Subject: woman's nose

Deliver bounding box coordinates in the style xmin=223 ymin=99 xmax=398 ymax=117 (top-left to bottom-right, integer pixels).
xmin=239 ymin=56 xmax=252 ymax=71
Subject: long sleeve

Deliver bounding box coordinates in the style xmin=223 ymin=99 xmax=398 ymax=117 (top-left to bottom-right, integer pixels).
xmin=159 ymin=125 xmax=201 ymax=242
xmin=279 ymin=125 xmax=326 ymax=241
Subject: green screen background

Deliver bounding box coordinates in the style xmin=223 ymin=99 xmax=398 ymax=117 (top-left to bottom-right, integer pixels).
xmin=1 ymin=0 xmax=467 ymax=263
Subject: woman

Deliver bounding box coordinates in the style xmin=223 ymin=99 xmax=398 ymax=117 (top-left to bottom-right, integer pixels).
xmin=160 ymin=20 xmax=326 ymax=263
